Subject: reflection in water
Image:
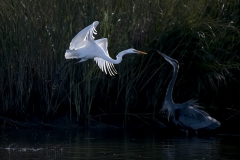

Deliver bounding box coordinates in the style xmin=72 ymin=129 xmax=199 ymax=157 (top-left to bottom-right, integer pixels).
xmin=0 ymin=129 xmax=240 ymax=159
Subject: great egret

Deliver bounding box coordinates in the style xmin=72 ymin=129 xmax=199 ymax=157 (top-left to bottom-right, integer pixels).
xmin=158 ymin=51 xmax=220 ymax=132
xmin=53 ymin=21 xmax=147 ymax=86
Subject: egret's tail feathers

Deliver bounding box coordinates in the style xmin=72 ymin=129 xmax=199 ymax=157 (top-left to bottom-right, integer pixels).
xmin=65 ymin=50 xmax=79 ymax=59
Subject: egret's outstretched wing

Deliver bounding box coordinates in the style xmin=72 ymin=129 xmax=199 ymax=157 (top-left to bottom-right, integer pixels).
xmin=69 ymin=21 xmax=99 ymax=50
xmin=94 ymin=38 xmax=117 ymax=76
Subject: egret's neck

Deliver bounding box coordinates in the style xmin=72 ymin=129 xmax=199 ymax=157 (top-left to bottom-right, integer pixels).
xmin=102 ymin=50 xmax=133 ymax=64
xmin=165 ymin=63 xmax=179 ymax=104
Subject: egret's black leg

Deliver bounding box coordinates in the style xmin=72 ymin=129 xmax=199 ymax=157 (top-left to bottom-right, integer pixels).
xmin=55 ymin=60 xmax=74 ymax=77
xmin=53 ymin=62 xmax=79 ymax=87
xmin=49 ymin=59 xmax=75 ymax=83
xmin=48 ymin=59 xmax=79 ymax=89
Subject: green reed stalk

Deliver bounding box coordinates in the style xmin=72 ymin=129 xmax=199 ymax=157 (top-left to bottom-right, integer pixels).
xmin=1 ymin=0 xmax=239 ymax=127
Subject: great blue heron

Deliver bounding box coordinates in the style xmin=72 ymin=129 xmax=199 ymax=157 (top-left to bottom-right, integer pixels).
xmin=158 ymin=51 xmax=220 ymax=132
xmin=52 ymin=21 xmax=147 ymax=86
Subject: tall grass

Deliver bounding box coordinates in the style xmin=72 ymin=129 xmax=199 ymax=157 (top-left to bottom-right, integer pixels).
xmin=1 ymin=0 xmax=240 ymax=127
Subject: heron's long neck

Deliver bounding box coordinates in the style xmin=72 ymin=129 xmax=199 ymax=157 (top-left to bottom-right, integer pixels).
xmin=165 ymin=64 xmax=179 ymax=104
xmin=102 ymin=50 xmax=131 ymax=64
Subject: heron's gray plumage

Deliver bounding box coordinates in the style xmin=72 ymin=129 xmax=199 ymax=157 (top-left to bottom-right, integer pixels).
xmin=158 ymin=51 xmax=220 ymax=131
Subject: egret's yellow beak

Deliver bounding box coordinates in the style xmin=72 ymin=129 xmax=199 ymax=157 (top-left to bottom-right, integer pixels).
xmin=134 ymin=50 xmax=147 ymax=55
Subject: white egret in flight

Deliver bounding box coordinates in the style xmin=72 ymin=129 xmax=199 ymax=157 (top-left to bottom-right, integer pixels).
xmin=53 ymin=21 xmax=147 ymax=86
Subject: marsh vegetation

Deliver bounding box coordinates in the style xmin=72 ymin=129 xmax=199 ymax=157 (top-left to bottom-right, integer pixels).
xmin=0 ymin=0 xmax=240 ymax=130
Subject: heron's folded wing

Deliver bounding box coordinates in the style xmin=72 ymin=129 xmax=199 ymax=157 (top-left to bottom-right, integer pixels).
xmin=69 ymin=21 xmax=99 ymax=50
xmin=178 ymin=107 xmax=220 ymax=130
xmin=94 ymin=38 xmax=117 ymax=76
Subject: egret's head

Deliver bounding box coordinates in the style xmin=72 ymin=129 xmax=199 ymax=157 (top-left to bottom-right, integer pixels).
xmin=157 ymin=51 xmax=178 ymax=66
xmin=125 ymin=48 xmax=147 ymax=55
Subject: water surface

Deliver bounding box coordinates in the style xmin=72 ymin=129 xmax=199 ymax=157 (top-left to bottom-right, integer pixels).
xmin=0 ymin=129 xmax=239 ymax=159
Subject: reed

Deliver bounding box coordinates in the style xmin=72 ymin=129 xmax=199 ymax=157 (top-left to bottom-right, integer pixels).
xmin=0 ymin=0 xmax=239 ymax=127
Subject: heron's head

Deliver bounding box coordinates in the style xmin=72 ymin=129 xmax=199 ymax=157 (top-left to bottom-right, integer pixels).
xmin=157 ymin=51 xmax=178 ymax=67
xmin=125 ymin=48 xmax=147 ymax=55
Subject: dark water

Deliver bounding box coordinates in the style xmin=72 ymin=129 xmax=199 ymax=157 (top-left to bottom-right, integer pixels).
xmin=0 ymin=129 xmax=240 ymax=159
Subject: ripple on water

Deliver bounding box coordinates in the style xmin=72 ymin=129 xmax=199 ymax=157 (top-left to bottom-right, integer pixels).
xmin=0 ymin=129 xmax=240 ymax=159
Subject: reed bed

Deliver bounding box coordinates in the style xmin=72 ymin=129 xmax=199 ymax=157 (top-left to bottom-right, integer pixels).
xmin=0 ymin=0 xmax=240 ymax=128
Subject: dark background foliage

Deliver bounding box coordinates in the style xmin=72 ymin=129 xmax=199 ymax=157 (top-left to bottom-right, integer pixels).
xmin=0 ymin=0 xmax=240 ymax=130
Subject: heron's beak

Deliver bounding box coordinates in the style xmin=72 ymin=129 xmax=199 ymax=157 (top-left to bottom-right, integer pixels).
xmin=134 ymin=50 xmax=147 ymax=55
xmin=157 ymin=50 xmax=169 ymax=59
xmin=157 ymin=50 xmax=165 ymax=57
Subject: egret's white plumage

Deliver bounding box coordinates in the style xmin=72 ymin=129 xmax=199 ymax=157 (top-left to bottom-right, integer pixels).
xmin=65 ymin=21 xmax=147 ymax=76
